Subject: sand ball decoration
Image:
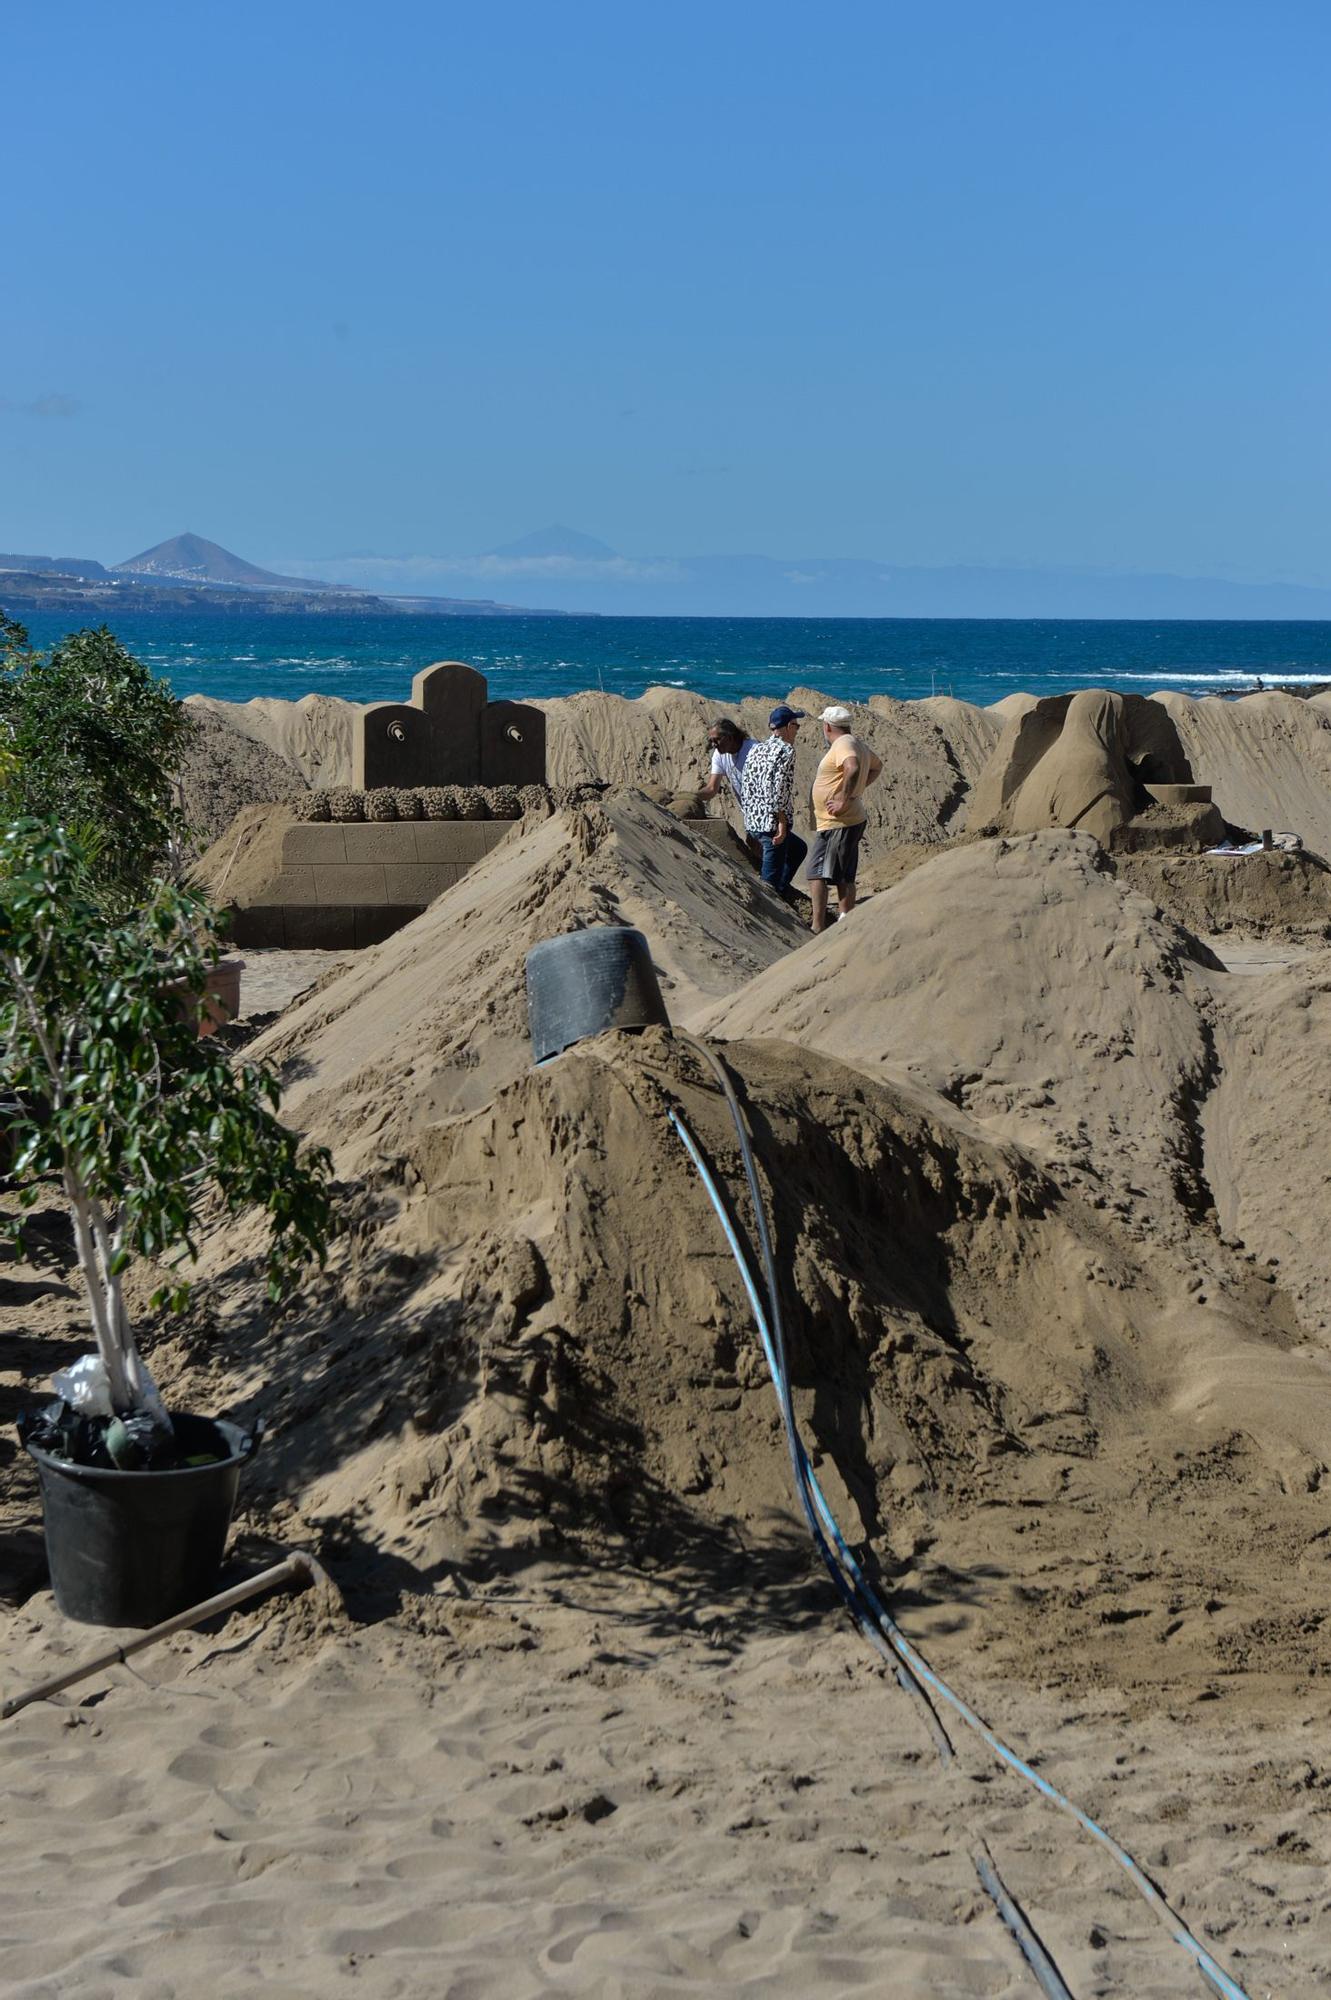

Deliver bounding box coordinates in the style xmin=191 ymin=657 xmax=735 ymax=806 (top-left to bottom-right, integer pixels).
xmin=293 ymin=790 xmax=332 ymax=821
xmin=518 ymin=784 xmax=552 ymax=815
xmin=364 ymin=788 xmax=399 ymax=822
xmin=486 ymin=785 xmax=522 ymax=819
xmin=419 ymin=786 xmax=451 ymax=819
xmin=454 ymin=786 xmax=489 ymax=820
xmin=328 ymin=788 xmax=363 ymax=822
xmin=393 ymin=788 xmax=423 ymax=820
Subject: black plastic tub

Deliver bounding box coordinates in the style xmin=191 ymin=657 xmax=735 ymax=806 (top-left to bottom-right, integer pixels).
xmin=525 ymin=926 xmax=670 ymax=1064
xmin=24 ymin=1414 xmax=260 ymax=1628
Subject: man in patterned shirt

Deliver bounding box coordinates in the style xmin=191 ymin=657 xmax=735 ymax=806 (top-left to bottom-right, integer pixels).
xmin=739 ymin=704 xmax=808 ymax=900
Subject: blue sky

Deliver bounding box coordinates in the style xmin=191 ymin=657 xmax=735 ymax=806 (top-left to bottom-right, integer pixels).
xmin=5 ymin=0 xmax=1330 ymax=599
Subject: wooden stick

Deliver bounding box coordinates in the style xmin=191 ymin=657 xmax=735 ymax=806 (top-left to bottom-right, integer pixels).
xmin=2 ymin=1552 xmax=322 ymax=1720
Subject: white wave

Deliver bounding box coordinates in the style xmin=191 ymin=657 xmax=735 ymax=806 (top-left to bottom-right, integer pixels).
xmin=1089 ymin=668 xmax=1331 ymax=686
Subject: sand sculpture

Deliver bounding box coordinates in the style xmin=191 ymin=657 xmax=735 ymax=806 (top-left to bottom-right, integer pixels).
xmin=353 ymin=660 xmax=545 ymax=793
xmin=964 ymin=687 xmax=1218 ymax=845
xmin=208 ymin=662 xmax=551 ymax=945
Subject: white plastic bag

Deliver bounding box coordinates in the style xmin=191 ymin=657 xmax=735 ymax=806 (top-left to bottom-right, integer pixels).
xmin=51 ymin=1353 xmax=114 ymax=1417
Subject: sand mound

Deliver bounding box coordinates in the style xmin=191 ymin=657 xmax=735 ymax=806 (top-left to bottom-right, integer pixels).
xmin=177 ymin=706 xmax=306 ymax=846
xmin=1206 ymin=944 xmax=1331 ymax=1336
xmin=912 ymin=693 xmax=1005 ymax=782
xmin=1151 ymin=688 xmax=1331 ymax=855
xmin=540 ymin=685 xmax=974 ymax=849
xmin=190 ymin=800 xmax=298 ymax=908
xmin=185 ymin=691 xmax=358 ymax=787
xmin=240 ymin=786 xmax=805 ymax=1172
xmin=698 ymin=827 xmax=1331 ymax=1347
xmin=965 ymin=689 xmax=1193 ymax=843
xmin=699 ymin=830 xmax=1223 ymax=1239
xmin=152 ymin=1025 xmax=1326 ymax=1699
xmin=1118 ymin=846 xmax=1331 ymax=937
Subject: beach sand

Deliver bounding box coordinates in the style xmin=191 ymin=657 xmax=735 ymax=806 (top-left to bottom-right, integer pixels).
xmin=6 ymin=690 xmax=1331 ymax=1995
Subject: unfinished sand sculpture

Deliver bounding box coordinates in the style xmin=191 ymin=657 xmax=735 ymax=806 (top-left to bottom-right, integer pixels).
xmin=964 ymin=687 xmax=1220 ymax=847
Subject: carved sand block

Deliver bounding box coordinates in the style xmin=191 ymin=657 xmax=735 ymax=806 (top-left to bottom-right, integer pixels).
xmin=354 ymin=661 xmax=546 ymax=792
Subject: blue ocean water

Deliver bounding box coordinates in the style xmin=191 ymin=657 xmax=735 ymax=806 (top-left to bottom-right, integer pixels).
xmin=16 ymin=608 xmax=1331 ymax=708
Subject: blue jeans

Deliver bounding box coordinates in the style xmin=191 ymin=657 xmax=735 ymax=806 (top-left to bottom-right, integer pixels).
xmin=756 ymin=828 xmax=807 ymax=894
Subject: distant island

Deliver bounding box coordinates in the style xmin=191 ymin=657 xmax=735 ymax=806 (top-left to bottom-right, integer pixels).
xmin=0 ymin=531 xmax=568 ymax=618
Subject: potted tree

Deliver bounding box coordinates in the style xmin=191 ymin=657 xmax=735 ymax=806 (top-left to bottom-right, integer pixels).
xmin=0 ymin=612 xmax=243 ymax=1029
xmin=1 ymin=817 xmax=334 ymax=1626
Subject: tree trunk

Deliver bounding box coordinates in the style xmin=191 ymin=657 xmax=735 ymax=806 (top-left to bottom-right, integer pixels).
xmin=64 ymin=1175 xmax=135 ymax=1412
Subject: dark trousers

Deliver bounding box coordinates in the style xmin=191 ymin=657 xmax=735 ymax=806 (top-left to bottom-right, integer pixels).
xmin=756 ymin=829 xmax=807 ymax=894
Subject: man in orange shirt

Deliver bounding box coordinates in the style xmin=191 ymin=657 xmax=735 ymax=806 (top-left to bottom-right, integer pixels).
xmin=806 ymin=705 xmax=882 ymax=933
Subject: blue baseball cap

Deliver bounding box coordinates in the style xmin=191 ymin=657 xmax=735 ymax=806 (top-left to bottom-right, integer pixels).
xmin=768 ymin=704 xmax=806 ymax=727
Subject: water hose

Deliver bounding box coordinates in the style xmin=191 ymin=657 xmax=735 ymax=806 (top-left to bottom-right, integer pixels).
xmin=972 ymin=1841 xmax=1076 ymax=2000
xmin=666 ymin=1036 xmax=1252 ymax=2000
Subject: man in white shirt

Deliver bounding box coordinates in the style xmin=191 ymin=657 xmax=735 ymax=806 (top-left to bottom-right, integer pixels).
xmin=700 ymin=718 xmax=753 ymax=805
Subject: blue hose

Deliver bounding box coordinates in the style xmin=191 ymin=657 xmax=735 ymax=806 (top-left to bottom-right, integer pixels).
xmin=665 ymin=1065 xmax=1254 ymax=2000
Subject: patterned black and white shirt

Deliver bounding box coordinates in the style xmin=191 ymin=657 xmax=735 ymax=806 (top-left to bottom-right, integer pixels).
xmin=740 ymin=734 xmax=796 ymax=835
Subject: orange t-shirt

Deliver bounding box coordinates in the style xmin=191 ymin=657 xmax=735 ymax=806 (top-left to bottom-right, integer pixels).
xmin=812 ymin=733 xmax=873 ymax=830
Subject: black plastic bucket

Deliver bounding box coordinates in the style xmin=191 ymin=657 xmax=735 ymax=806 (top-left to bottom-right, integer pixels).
xmin=24 ymin=1414 xmax=260 ymax=1628
xmin=525 ymin=926 xmax=671 ymax=1064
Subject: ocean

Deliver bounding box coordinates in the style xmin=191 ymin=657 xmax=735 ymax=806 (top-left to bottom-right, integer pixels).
xmin=15 ymin=608 xmax=1331 ymax=709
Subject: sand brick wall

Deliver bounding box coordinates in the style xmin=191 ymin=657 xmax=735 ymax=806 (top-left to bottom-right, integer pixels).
xmin=230 ymin=820 xmax=516 ymax=947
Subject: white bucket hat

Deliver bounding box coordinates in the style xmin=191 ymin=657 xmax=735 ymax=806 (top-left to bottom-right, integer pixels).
xmin=820 ymin=704 xmax=853 ymax=724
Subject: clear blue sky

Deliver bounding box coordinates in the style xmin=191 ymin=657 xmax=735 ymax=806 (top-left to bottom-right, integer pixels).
xmin=5 ymin=0 xmax=1330 ymax=588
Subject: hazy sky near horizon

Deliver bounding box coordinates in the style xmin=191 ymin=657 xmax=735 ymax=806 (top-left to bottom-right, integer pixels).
xmin=6 ymin=0 xmax=1330 ymax=587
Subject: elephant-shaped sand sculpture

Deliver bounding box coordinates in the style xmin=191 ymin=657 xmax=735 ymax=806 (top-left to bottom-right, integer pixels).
xmin=965 ymin=689 xmax=1202 ymax=846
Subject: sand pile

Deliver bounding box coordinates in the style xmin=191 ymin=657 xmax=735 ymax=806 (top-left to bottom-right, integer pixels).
xmin=1206 ymin=943 xmax=1331 ymax=1335
xmin=236 ymin=786 xmax=804 ymax=1174
xmin=190 ymin=799 xmax=298 ymax=908
xmin=913 ymin=692 xmax=1005 ymax=782
xmin=1118 ymin=845 xmax=1331 ymax=937
xmin=539 ymin=685 xmax=974 ymax=849
xmin=177 ymin=706 xmax=307 ymax=846
xmin=149 ymin=1019 xmax=1328 ymax=1700
xmin=185 ymin=691 xmax=358 ymax=787
xmin=140 ymin=819 xmax=1331 ymax=1692
xmin=1153 ymin=688 xmax=1331 ymax=855
xmin=964 ymin=689 xmax=1194 ymax=844
xmin=700 ymin=831 xmax=1227 ymax=1244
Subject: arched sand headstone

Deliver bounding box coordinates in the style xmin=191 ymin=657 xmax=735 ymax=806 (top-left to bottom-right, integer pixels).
xmin=353 ymin=661 xmax=545 ymax=792
xmin=481 ymin=698 xmax=546 ymax=788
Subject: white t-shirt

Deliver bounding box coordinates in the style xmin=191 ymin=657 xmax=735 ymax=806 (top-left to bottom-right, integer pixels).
xmin=710 ymin=738 xmax=753 ymax=801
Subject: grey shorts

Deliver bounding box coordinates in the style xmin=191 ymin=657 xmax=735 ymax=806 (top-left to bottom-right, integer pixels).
xmin=806 ymin=820 xmax=865 ymax=884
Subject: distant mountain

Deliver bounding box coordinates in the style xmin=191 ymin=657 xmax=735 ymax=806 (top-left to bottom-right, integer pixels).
xmin=113 ymin=532 xmax=333 ymax=592
xmin=0 ymin=552 xmax=112 ymax=581
xmin=0 ymin=532 xmax=571 ymax=618
xmin=321 ymin=530 xmax=1331 ymax=620
xmin=488 ymin=525 xmax=618 ymax=561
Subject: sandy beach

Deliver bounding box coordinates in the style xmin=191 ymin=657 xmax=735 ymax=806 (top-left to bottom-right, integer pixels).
xmin=6 ymin=683 xmax=1331 ymax=1996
